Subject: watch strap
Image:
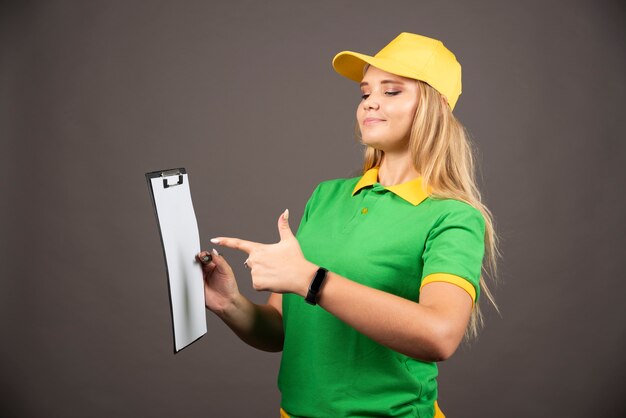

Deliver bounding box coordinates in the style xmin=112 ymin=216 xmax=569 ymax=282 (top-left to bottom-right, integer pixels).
xmin=305 ymin=267 xmax=328 ymax=305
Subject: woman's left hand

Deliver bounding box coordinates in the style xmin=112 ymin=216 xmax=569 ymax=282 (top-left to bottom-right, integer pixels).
xmin=210 ymin=209 xmax=318 ymax=297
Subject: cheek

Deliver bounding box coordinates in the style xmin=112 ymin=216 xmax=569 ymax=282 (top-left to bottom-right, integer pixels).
xmin=400 ymin=97 xmax=419 ymax=115
xmin=398 ymin=102 xmax=417 ymax=126
xmin=390 ymin=101 xmax=417 ymax=128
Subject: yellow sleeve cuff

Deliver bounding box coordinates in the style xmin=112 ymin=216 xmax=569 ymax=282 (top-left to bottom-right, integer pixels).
xmin=420 ymin=273 xmax=476 ymax=305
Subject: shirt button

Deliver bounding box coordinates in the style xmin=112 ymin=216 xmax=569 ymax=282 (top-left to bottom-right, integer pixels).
xmin=361 ymin=208 xmax=368 ymax=214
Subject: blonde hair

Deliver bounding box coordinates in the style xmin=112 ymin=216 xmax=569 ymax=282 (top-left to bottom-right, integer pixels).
xmin=358 ymin=78 xmax=499 ymax=339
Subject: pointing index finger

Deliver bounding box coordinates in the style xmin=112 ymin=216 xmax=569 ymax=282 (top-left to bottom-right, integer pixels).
xmin=210 ymin=237 xmax=259 ymax=254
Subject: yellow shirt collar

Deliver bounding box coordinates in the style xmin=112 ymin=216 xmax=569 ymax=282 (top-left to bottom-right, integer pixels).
xmin=351 ymin=167 xmax=431 ymax=206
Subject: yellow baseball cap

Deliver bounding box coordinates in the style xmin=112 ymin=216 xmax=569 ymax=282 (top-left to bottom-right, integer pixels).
xmin=332 ymin=32 xmax=462 ymax=110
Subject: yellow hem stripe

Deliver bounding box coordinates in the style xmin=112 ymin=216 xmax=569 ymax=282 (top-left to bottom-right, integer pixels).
xmin=421 ymin=273 xmax=476 ymax=305
xmin=281 ymin=403 xmax=444 ymax=417
xmin=434 ymin=400 xmax=446 ymax=417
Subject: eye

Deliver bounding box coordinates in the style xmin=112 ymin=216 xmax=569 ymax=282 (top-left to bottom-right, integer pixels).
xmin=360 ymin=91 xmax=400 ymax=100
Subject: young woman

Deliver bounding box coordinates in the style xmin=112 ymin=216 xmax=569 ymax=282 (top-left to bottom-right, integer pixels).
xmin=197 ymin=32 xmax=498 ymax=418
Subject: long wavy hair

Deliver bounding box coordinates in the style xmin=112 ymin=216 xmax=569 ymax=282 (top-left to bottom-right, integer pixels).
xmin=358 ymin=76 xmax=499 ymax=339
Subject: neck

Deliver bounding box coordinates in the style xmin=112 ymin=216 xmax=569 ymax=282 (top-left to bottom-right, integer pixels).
xmin=377 ymin=152 xmax=420 ymax=186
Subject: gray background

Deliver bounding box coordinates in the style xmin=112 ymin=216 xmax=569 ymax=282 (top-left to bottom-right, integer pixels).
xmin=1 ymin=0 xmax=625 ymax=417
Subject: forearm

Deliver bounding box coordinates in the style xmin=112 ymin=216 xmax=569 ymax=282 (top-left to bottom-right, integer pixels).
xmin=311 ymin=272 xmax=466 ymax=361
xmin=215 ymin=293 xmax=284 ymax=352
xmin=208 ymin=215 xmax=469 ymax=359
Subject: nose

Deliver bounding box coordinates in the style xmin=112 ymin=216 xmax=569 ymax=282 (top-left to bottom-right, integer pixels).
xmin=362 ymin=95 xmax=379 ymax=111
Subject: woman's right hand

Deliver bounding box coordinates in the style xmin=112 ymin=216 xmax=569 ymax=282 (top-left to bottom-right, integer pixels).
xmin=196 ymin=249 xmax=240 ymax=315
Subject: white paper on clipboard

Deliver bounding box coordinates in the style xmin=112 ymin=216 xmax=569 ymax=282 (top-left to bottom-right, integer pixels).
xmin=146 ymin=168 xmax=206 ymax=352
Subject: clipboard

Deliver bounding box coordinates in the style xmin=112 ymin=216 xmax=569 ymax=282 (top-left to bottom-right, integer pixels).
xmin=146 ymin=168 xmax=207 ymax=353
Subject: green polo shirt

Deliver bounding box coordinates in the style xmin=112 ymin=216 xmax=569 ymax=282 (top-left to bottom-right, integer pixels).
xmin=279 ymin=167 xmax=485 ymax=418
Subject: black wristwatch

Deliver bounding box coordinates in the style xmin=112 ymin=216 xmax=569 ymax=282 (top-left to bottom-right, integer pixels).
xmin=305 ymin=267 xmax=328 ymax=305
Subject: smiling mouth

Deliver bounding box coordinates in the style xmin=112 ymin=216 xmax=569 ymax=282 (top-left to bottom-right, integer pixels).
xmin=363 ymin=118 xmax=386 ymax=126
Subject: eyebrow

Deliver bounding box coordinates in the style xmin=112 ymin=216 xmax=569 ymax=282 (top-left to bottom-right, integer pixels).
xmin=359 ymin=80 xmax=405 ymax=88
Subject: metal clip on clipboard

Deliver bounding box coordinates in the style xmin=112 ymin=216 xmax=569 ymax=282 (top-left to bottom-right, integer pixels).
xmin=160 ymin=168 xmax=184 ymax=189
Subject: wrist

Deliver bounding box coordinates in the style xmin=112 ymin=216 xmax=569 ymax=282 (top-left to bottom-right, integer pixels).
xmin=303 ymin=265 xmax=329 ymax=305
xmin=213 ymin=291 xmax=245 ymax=320
xmin=298 ymin=261 xmax=320 ymax=298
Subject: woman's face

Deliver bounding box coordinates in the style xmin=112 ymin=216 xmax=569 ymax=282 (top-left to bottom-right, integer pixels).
xmin=356 ymin=65 xmax=419 ymax=153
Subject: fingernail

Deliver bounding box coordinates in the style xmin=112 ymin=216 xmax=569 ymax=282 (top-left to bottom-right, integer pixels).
xmin=210 ymin=238 xmax=220 ymax=244
xmin=284 ymin=209 xmax=289 ymax=220
xmin=212 ymin=248 xmax=219 ymax=256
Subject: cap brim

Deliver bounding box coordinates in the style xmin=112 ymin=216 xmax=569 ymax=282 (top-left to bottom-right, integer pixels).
xmin=332 ymin=51 xmax=422 ymax=83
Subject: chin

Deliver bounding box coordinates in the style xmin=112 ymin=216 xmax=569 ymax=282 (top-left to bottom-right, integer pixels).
xmin=361 ymin=137 xmax=391 ymax=151
xmin=361 ymin=136 xmax=384 ymax=148
xmin=361 ymin=142 xmax=384 ymax=151
xmin=361 ymin=137 xmax=409 ymax=154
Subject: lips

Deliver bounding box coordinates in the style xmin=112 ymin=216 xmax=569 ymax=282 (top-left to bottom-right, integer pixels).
xmin=363 ymin=117 xmax=386 ymax=126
